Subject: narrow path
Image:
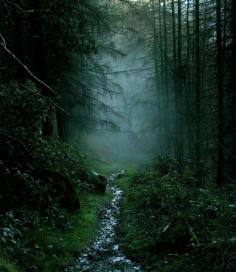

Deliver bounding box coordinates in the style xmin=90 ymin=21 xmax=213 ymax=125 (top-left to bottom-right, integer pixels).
xmin=65 ymin=172 xmax=142 ymax=272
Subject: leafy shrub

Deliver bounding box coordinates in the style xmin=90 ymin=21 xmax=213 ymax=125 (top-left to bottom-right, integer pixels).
xmin=153 ymin=156 xmax=179 ymax=177
xmin=0 ymin=82 xmax=51 ymax=140
xmin=0 ymin=82 xmax=106 ymax=214
xmin=119 ymin=157 xmax=236 ymax=272
xmin=0 ymin=82 xmax=108 ymax=271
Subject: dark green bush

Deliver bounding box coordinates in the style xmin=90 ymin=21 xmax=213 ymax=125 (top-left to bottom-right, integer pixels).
xmin=119 ymin=157 xmax=236 ymax=272
xmin=0 ymin=82 xmax=52 ymax=139
xmin=0 ymin=82 xmax=106 ymax=214
xmin=153 ymin=156 xmax=180 ymax=177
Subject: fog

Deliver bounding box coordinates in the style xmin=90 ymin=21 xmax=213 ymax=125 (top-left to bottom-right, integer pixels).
xmin=78 ymin=13 xmax=159 ymax=165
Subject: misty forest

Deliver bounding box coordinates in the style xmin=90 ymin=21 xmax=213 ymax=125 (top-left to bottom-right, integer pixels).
xmin=0 ymin=0 xmax=236 ymax=271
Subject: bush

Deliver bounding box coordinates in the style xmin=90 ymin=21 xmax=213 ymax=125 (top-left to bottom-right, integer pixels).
xmin=0 ymin=82 xmax=107 ymax=214
xmin=119 ymin=157 xmax=236 ymax=272
xmin=0 ymin=82 xmax=108 ymax=271
xmin=153 ymin=156 xmax=179 ymax=177
xmin=0 ymin=82 xmax=52 ymax=140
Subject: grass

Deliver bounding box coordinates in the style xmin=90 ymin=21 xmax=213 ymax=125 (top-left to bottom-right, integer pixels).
xmin=91 ymin=158 xmax=138 ymax=177
xmin=0 ymin=164 xmax=136 ymax=272
xmin=38 ymin=192 xmax=112 ymax=271
xmin=0 ymin=256 xmax=21 ymax=272
xmin=91 ymin=161 xmax=122 ymax=176
xmin=0 ymin=192 xmax=112 ymax=272
xmin=116 ymin=172 xmax=134 ymax=192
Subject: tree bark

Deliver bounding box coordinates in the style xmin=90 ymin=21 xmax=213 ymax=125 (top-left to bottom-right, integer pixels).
xmin=195 ymin=0 xmax=202 ymax=185
xmin=216 ymin=0 xmax=225 ymax=186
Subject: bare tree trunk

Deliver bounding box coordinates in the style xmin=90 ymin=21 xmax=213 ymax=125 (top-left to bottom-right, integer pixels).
xmin=163 ymin=0 xmax=170 ymax=153
xmin=230 ymin=0 xmax=236 ymax=181
xmin=176 ymin=0 xmax=184 ymax=162
xmin=216 ymin=0 xmax=225 ymax=186
xmin=171 ymin=0 xmax=178 ymax=158
xmin=195 ymin=0 xmax=202 ymax=185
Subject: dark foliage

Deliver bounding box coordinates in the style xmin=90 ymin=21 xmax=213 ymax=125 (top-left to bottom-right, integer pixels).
xmin=118 ymin=157 xmax=236 ymax=272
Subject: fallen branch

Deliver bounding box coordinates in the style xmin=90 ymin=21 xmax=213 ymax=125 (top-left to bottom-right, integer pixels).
xmin=0 ymin=33 xmax=55 ymax=96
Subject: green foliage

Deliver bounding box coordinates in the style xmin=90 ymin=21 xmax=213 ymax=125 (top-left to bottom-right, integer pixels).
xmin=118 ymin=157 xmax=236 ymax=272
xmin=0 ymin=0 xmax=110 ymax=270
xmin=0 ymin=79 xmax=111 ymax=270
xmin=0 ymin=82 xmax=51 ymax=139
xmin=0 ymin=193 xmax=111 ymax=272
xmin=0 ymin=80 xmax=107 ymax=212
xmin=153 ymin=156 xmax=180 ymax=177
xmin=0 ymin=81 xmax=109 ymax=270
xmin=40 ymin=0 xmax=99 ymax=58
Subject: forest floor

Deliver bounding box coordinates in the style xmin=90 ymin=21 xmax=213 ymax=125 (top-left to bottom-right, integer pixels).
xmin=0 ymin=160 xmax=133 ymax=272
xmin=0 ymin=185 xmax=112 ymax=272
xmin=1 ymin=160 xmax=236 ymax=272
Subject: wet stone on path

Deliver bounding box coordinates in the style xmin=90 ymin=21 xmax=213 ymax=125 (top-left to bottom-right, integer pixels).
xmin=65 ymin=172 xmax=142 ymax=272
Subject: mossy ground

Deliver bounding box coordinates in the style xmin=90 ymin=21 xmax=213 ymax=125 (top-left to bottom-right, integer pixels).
xmin=0 ymin=192 xmax=112 ymax=272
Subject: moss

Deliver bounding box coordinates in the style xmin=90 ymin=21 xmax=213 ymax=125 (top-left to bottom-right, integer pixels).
xmin=0 ymin=192 xmax=112 ymax=272
xmin=0 ymin=256 xmax=21 ymax=272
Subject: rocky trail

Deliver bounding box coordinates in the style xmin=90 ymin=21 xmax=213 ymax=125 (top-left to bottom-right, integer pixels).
xmin=65 ymin=172 xmax=142 ymax=272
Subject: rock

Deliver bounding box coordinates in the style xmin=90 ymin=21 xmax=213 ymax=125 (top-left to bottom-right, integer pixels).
xmin=113 ymin=244 xmax=119 ymax=251
xmin=116 ymin=170 xmax=125 ymax=179
xmin=88 ymin=171 xmax=107 ymax=193
xmin=81 ymin=266 xmax=90 ymax=271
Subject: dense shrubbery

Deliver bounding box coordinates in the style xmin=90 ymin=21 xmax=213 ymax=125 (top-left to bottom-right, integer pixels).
xmin=0 ymin=82 xmax=108 ymax=271
xmin=1 ymin=83 xmax=74 ymax=212
xmin=118 ymin=157 xmax=236 ymax=272
xmin=0 ymin=0 xmax=108 ymax=270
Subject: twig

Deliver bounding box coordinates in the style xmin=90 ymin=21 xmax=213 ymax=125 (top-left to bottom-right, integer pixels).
xmin=4 ymin=0 xmax=25 ymax=14
xmin=0 ymin=128 xmax=30 ymax=153
xmin=0 ymin=33 xmax=56 ymax=96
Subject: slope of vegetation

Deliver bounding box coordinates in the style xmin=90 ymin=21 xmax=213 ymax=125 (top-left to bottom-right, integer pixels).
xmin=118 ymin=158 xmax=236 ymax=272
xmin=0 ymin=192 xmax=111 ymax=272
xmin=0 ymin=85 xmax=109 ymax=271
xmin=0 ymin=81 xmax=110 ymax=272
xmin=0 ymin=1 xmax=113 ymax=271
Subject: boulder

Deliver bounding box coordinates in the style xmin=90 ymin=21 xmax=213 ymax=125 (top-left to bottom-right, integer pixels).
xmin=87 ymin=171 xmax=107 ymax=193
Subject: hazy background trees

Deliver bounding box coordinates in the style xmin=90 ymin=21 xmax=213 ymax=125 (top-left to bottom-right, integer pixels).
xmin=1 ymin=0 xmax=235 ymax=186
xmin=110 ymin=0 xmax=236 ymax=186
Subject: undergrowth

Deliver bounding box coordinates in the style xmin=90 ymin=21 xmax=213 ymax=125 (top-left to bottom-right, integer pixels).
xmin=118 ymin=157 xmax=236 ymax=272
xmin=0 ymin=82 xmax=108 ymax=271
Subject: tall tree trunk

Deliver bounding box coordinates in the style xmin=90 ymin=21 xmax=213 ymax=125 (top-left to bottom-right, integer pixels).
xmin=171 ymin=0 xmax=178 ymax=158
xmin=151 ymin=0 xmax=162 ymax=154
xmin=216 ymin=0 xmax=225 ymax=186
xmin=158 ymin=0 xmax=165 ymax=154
xmin=163 ymin=0 xmax=170 ymax=153
xmin=230 ymin=0 xmax=236 ymax=181
xmin=185 ymin=0 xmax=192 ymax=159
xmin=176 ymin=0 xmax=184 ymax=162
xmin=195 ymin=0 xmax=202 ymax=185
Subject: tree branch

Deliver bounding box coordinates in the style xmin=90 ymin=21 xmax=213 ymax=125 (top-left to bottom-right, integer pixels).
xmin=0 ymin=128 xmax=30 ymax=153
xmin=0 ymin=33 xmax=56 ymax=96
xmin=19 ymin=84 xmax=70 ymax=117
